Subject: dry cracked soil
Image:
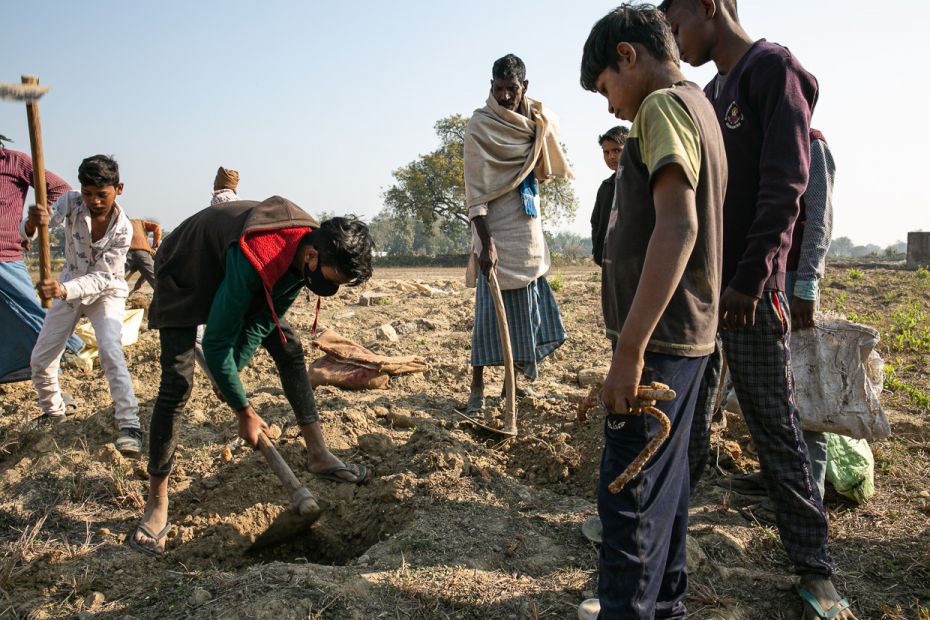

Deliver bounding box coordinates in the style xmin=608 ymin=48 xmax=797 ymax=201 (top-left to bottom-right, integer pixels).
xmin=0 ymin=264 xmax=928 ymax=619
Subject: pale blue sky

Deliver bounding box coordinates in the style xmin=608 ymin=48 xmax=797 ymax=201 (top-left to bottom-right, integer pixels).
xmin=2 ymin=1 xmax=925 ymax=246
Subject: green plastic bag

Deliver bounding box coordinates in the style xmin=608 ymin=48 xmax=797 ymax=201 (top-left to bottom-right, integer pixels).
xmin=826 ymin=433 xmax=875 ymax=503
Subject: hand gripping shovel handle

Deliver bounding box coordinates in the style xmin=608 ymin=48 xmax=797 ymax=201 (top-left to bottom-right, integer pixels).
xmin=255 ymin=432 xmax=319 ymax=517
xmin=488 ymin=268 xmax=517 ymax=436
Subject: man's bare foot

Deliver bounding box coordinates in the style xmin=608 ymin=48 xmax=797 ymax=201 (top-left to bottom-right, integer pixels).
xmin=799 ymin=576 xmax=856 ymax=619
xmin=468 ymin=365 xmax=486 ymax=414
xmin=466 ymin=386 xmax=485 ymax=415
xmin=132 ymin=494 xmax=169 ymax=555
xmin=308 ymin=449 xmax=360 ymax=483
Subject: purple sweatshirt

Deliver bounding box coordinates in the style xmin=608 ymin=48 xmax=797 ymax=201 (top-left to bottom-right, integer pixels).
xmin=705 ymin=40 xmax=818 ymax=297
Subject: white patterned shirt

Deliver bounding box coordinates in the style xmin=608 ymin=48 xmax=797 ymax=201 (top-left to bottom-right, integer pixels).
xmin=20 ymin=190 xmax=131 ymax=304
xmin=210 ymin=189 xmax=239 ymax=205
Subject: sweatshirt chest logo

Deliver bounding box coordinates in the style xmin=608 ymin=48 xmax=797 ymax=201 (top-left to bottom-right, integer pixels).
xmin=724 ymin=101 xmax=743 ymax=129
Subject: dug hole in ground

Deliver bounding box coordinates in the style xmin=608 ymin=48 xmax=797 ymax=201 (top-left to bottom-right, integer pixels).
xmin=0 ymin=264 xmax=927 ymax=619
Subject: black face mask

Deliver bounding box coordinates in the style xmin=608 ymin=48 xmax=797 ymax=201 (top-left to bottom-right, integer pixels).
xmin=304 ymin=262 xmax=339 ymax=297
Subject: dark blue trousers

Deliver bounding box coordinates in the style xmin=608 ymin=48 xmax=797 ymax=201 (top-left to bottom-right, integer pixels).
xmin=598 ymin=353 xmax=708 ymax=619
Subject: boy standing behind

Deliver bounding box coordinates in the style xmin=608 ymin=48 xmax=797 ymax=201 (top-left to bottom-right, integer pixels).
xmin=578 ymin=6 xmax=726 ymax=618
xmin=590 ymin=125 xmax=628 ymax=267
xmin=126 ymin=218 xmax=161 ymax=295
xmin=21 ymin=155 xmax=142 ymax=456
xmin=661 ymin=1 xmax=855 ymax=618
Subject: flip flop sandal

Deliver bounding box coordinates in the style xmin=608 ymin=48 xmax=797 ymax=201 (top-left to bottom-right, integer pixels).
xmin=314 ymin=463 xmax=367 ymax=485
xmin=128 ymin=522 xmax=171 ymax=558
xmin=32 ymin=412 xmax=71 ymax=429
xmin=465 ymin=393 xmax=485 ymax=416
xmin=715 ymin=472 xmax=767 ymax=498
xmin=581 ymin=516 xmax=603 ymax=544
xmin=61 ymin=391 xmax=78 ymax=412
xmin=738 ymin=501 xmax=778 ymax=527
xmin=797 ymin=585 xmax=852 ymax=619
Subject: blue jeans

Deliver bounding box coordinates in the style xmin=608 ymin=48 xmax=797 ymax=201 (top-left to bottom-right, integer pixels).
xmin=785 ymin=270 xmax=828 ymax=501
xmin=598 ymin=353 xmax=708 ymax=619
xmin=0 ymin=260 xmax=82 ymax=382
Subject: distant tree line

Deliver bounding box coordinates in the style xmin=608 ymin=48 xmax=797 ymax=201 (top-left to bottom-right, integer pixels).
xmin=360 ymin=113 xmax=580 ymax=260
xmin=828 ymin=237 xmax=907 ymax=259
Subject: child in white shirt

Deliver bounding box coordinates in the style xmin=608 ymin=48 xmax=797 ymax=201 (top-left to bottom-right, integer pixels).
xmin=22 ymin=154 xmax=142 ymax=455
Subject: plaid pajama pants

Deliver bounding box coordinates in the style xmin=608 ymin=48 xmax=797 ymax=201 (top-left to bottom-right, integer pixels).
xmin=471 ymin=274 xmax=565 ymax=380
xmin=717 ymin=290 xmax=834 ymax=576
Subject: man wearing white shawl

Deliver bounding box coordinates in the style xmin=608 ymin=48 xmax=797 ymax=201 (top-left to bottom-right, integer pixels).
xmin=464 ymin=54 xmax=573 ymax=415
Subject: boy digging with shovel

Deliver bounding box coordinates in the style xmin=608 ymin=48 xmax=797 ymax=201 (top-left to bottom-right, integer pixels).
xmin=131 ymin=197 xmax=373 ymax=556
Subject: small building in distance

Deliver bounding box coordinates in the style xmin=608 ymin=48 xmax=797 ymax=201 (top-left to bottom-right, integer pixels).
xmin=907 ymin=232 xmax=930 ymax=269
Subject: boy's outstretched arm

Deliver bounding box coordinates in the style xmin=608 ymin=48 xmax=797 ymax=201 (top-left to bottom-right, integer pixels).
xmin=602 ymin=163 xmax=698 ymax=414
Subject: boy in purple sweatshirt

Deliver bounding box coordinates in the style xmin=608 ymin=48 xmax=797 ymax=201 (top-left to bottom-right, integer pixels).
xmin=660 ymin=1 xmax=855 ymax=618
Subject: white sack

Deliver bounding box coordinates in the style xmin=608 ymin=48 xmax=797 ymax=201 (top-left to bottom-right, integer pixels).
xmin=791 ymin=314 xmax=889 ymax=441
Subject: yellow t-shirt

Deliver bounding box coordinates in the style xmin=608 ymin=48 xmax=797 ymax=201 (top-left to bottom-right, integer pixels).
xmin=630 ymin=89 xmax=702 ymax=188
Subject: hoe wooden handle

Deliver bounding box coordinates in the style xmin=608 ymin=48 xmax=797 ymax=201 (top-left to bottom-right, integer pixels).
xmin=256 ymin=432 xmax=307 ymax=505
xmin=488 ymin=268 xmax=517 ymax=435
xmin=22 ymin=75 xmax=51 ymax=308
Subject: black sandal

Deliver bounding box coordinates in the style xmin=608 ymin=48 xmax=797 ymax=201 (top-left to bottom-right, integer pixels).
xmin=128 ymin=522 xmax=171 ymax=557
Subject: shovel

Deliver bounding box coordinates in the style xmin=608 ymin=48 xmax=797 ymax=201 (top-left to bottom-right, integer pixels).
xmin=194 ymin=348 xmax=322 ymax=551
xmin=1 ymin=76 xmax=53 ymax=307
xmin=246 ymin=431 xmax=322 ymax=552
xmin=455 ymin=267 xmax=518 ymax=436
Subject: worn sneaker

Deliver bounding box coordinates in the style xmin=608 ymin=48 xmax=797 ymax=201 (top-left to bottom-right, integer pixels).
xmin=577 ymin=598 xmax=600 ymax=620
xmin=581 ymin=516 xmax=603 ymax=544
xmin=115 ymin=427 xmax=144 ymax=456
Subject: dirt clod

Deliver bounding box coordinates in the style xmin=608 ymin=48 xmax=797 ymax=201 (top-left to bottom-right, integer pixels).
xmin=375 ymin=323 xmax=399 ymax=342
xmin=357 ymin=432 xmax=394 ymax=456
xmin=83 ymin=592 xmax=105 ymax=609
xmin=189 ymin=587 xmax=211 ymax=607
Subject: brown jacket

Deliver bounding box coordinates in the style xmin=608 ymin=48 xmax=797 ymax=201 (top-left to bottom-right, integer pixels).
xmin=148 ymin=196 xmax=318 ymax=328
xmin=129 ymin=220 xmax=161 ymax=253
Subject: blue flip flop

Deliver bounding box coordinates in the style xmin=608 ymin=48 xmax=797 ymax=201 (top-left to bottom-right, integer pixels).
xmin=797 ymin=586 xmax=851 ymax=619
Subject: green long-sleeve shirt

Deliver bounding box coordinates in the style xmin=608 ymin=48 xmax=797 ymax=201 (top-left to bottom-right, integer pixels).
xmin=201 ymin=244 xmax=304 ymax=410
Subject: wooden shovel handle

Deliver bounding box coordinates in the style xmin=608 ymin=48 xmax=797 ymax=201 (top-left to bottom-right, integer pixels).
xmin=255 ymin=432 xmax=306 ymax=504
xmin=22 ymin=75 xmax=51 ymax=308
xmin=488 ymin=268 xmax=517 ymax=435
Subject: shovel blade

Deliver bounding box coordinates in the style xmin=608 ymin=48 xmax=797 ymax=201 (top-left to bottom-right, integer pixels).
xmin=454 ymin=409 xmax=518 ymax=437
xmin=246 ymin=502 xmax=322 ymax=553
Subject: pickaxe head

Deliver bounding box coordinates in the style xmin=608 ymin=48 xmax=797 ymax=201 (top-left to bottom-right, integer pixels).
xmin=0 ymin=83 xmax=49 ymax=103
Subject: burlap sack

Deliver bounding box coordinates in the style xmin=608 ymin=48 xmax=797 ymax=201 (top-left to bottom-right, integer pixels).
xmin=307 ymin=356 xmax=390 ymax=390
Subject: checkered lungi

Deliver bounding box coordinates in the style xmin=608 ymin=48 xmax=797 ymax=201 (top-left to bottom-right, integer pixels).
xmin=719 ymin=290 xmax=834 ymax=577
xmin=470 ymin=274 xmax=565 ymax=380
